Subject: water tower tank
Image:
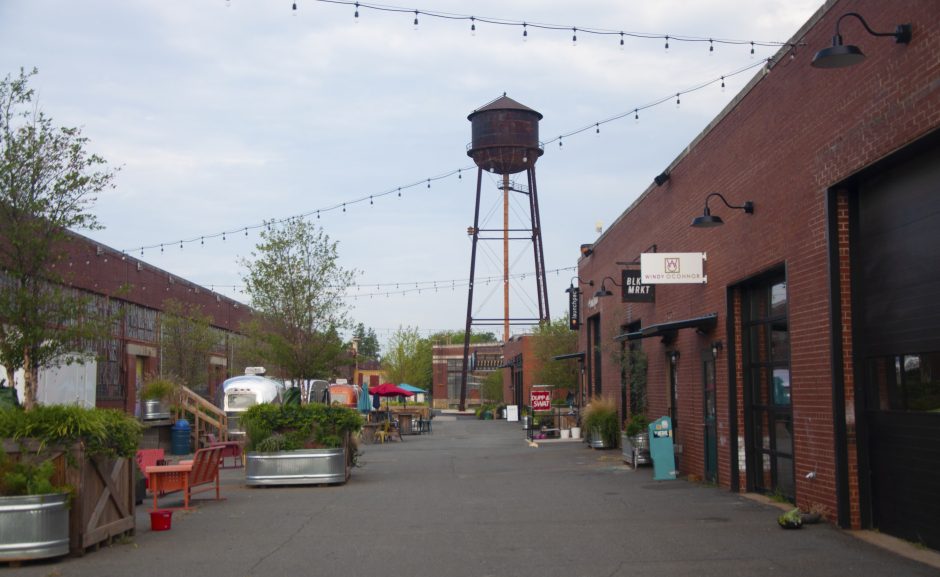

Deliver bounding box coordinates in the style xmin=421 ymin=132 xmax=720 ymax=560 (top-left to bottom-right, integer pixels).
xmin=467 ymin=95 xmax=544 ymax=175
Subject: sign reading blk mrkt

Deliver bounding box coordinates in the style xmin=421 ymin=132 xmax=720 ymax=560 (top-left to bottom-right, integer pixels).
xmin=641 ymin=252 xmax=707 ymax=284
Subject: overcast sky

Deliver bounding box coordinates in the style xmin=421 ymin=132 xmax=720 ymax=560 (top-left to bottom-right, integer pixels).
xmin=0 ymin=0 xmax=823 ymax=348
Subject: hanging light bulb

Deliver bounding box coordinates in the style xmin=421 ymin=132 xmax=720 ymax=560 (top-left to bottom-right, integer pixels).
xmin=665 ymin=35 xmax=669 ymax=51
xmin=160 ymin=244 xmax=164 ymax=253
xmin=676 ymin=93 xmax=681 ymax=108
xmin=354 ymin=2 xmax=359 ymax=21
xmin=413 ymin=10 xmax=419 ymax=30
xmin=750 ymin=41 xmax=755 ymax=57
xmin=470 ymin=17 xmax=475 ymax=36
xmin=222 ymin=232 xmax=226 ymax=242
xmin=721 ymin=76 xmax=725 ymax=91
xmin=595 ymin=123 xmax=600 ymax=135
xmin=342 ymin=203 xmax=346 ymax=212
xmin=397 ymin=187 xmax=401 ymax=197
xmin=709 ymin=39 xmax=714 ymax=53
xmin=572 ymin=27 xmax=577 ymax=45
xmin=620 ymin=32 xmax=625 ymax=49
xmin=558 ymin=136 xmax=563 ymax=147
xmin=370 ymin=196 xmax=373 ymax=205
xmin=522 ymin=23 xmax=528 ymax=41
xmin=458 ymin=169 xmax=462 ymax=179
xmin=634 ymin=109 xmax=639 ymax=123
xmin=179 ymin=241 xmax=183 ymax=250
xmin=200 ymin=237 xmax=204 ymax=245
xmin=317 ymin=210 xmax=320 ymax=219
xmin=244 ymin=227 xmax=248 ymax=236
xmin=427 ymin=178 xmax=431 ymax=189
xmin=292 ymin=2 xmax=296 ymax=14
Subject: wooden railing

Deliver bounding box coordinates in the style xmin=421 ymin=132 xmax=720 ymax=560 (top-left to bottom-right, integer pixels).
xmin=175 ymin=385 xmax=230 ymax=447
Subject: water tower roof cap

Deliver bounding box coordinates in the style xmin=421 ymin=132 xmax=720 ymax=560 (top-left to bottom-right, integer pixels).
xmin=468 ymin=95 xmax=542 ymax=121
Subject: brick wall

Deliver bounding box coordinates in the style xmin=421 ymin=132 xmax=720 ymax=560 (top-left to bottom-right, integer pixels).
xmin=576 ymin=0 xmax=939 ymax=523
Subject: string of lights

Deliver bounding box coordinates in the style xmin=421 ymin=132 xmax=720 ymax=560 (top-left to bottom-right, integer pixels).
xmin=196 ymin=264 xmax=578 ymax=299
xmin=122 ymin=55 xmax=778 ymax=257
xmin=288 ymin=0 xmax=801 ymax=53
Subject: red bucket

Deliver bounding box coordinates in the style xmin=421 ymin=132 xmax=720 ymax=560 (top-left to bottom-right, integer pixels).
xmin=150 ymin=509 xmax=173 ymax=531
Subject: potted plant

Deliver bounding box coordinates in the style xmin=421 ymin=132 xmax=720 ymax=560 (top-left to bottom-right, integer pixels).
xmin=581 ymin=397 xmax=619 ymax=449
xmin=621 ymin=413 xmax=651 ymax=467
xmin=0 ymin=448 xmax=70 ymax=561
xmin=0 ymin=404 xmax=142 ymax=558
xmin=242 ymin=402 xmax=363 ymax=486
xmin=138 ymin=376 xmax=179 ymax=421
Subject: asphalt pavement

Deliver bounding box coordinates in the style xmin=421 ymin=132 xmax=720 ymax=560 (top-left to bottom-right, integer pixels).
xmin=6 ymin=416 xmax=938 ymax=577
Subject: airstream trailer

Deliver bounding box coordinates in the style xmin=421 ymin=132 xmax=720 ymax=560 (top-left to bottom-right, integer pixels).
xmin=328 ymin=382 xmax=359 ymax=409
xmin=220 ymin=369 xmax=285 ymax=439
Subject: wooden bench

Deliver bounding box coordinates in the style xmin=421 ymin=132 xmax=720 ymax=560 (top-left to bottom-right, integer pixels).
xmin=146 ymin=446 xmax=224 ymax=511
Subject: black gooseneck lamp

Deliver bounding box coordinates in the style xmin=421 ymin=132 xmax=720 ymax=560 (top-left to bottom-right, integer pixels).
xmin=691 ymin=193 xmax=754 ymax=228
xmin=594 ymin=276 xmax=621 ymax=298
xmin=811 ymin=12 xmax=912 ymax=69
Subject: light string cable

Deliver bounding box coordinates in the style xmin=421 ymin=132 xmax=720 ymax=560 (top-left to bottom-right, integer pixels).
xmin=306 ymin=0 xmax=801 ymax=53
xmin=124 ymin=53 xmax=778 ymax=258
xmin=198 ymin=265 xmax=577 ymax=299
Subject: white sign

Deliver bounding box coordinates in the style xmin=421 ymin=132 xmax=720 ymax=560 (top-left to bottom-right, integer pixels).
xmin=641 ymin=252 xmax=707 ymax=284
xmin=506 ymin=405 xmax=519 ymax=422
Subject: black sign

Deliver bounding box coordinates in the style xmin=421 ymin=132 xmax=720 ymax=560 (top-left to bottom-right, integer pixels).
xmin=621 ymin=269 xmax=655 ymax=303
xmin=567 ymin=286 xmax=581 ymax=330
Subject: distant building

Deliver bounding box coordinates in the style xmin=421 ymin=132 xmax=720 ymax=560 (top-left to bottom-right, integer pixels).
xmin=431 ymin=342 xmax=502 ymax=409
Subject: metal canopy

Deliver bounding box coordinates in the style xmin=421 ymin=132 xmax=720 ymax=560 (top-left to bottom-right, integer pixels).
xmin=614 ymin=313 xmax=718 ymax=342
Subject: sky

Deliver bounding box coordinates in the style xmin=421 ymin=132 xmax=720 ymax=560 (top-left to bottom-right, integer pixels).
xmin=0 ymin=0 xmax=824 ymax=348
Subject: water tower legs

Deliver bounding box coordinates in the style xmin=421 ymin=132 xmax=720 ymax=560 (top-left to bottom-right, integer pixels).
xmin=457 ymin=165 xmax=549 ymax=411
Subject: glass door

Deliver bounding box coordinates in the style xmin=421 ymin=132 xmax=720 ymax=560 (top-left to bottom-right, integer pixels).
xmin=744 ymin=275 xmax=794 ymax=499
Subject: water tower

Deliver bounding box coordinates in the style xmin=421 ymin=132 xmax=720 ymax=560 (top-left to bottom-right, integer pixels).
xmin=458 ymin=95 xmax=550 ymax=411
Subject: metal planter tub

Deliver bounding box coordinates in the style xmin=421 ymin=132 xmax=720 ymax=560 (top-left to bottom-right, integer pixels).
xmin=140 ymin=399 xmax=171 ymax=421
xmin=0 ymin=493 xmax=70 ymax=562
xmin=622 ymin=432 xmax=651 ymax=467
xmin=588 ymin=427 xmax=613 ymax=449
xmin=246 ymin=447 xmax=349 ymax=486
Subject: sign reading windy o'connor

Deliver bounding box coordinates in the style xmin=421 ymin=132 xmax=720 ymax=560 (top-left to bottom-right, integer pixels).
xmin=640 ymin=252 xmax=707 ymax=284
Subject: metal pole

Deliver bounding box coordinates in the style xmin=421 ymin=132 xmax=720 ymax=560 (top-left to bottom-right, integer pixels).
xmin=459 ymin=167 xmax=484 ymax=412
xmin=503 ymin=172 xmax=510 ymax=342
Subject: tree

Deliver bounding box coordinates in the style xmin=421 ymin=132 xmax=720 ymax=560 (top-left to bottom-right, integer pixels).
xmin=0 ymin=68 xmax=117 ymax=409
xmin=239 ymin=218 xmax=354 ymax=382
xmin=351 ymin=323 xmax=380 ymax=360
xmin=481 ymin=369 xmax=504 ymax=404
xmin=532 ymin=316 xmax=579 ymax=394
xmin=159 ymin=299 xmax=217 ymax=393
xmin=382 ymin=326 xmax=431 ymax=389
xmin=428 ymin=329 xmax=497 ymax=345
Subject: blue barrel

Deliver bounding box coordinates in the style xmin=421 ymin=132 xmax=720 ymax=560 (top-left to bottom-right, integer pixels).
xmin=171 ymin=419 xmax=191 ymax=455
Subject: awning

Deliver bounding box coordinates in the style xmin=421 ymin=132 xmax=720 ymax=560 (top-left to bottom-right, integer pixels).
xmin=614 ymin=313 xmax=718 ymax=342
xmin=552 ymin=352 xmax=585 ymax=361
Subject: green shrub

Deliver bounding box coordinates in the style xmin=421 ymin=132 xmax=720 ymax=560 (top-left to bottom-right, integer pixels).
xmin=241 ymin=403 xmax=364 ymax=451
xmin=0 ymin=449 xmax=59 ymax=496
xmin=138 ymin=377 xmax=179 ymax=401
xmin=624 ymin=413 xmax=650 ymax=437
xmin=0 ymin=405 xmax=142 ymax=459
xmin=581 ymin=397 xmax=619 ymax=446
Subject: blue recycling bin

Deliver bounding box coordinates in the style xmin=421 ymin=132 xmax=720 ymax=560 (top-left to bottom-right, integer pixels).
xmin=171 ymin=419 xmax=191 ymax=455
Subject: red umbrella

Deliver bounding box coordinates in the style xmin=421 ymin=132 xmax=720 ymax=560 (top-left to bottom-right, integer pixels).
xmin=369 ymin=383 xmax=415 ymax=415
xmin=370 ymin=383 xmax=415 ymax=397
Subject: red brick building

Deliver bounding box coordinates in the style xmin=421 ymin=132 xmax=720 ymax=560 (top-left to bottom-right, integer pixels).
xmin=431 ymin=342 xmax=502 ymax=409
xmin=6 ymin=231 xmax=253 ymax=413
xmin=575 ymin=0 xmax=939 ymax=548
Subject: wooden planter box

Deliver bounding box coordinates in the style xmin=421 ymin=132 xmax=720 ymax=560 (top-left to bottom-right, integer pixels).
xmin=2 ymin=440 xmax=136 ymax=556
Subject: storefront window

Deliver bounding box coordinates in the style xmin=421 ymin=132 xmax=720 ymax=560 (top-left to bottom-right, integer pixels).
xmin=869 ymin=352 xmax=940 ymax=412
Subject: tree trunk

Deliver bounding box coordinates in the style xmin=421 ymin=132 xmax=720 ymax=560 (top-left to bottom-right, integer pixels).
xmin=23 ymin=347 xmax=38 ymax=410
